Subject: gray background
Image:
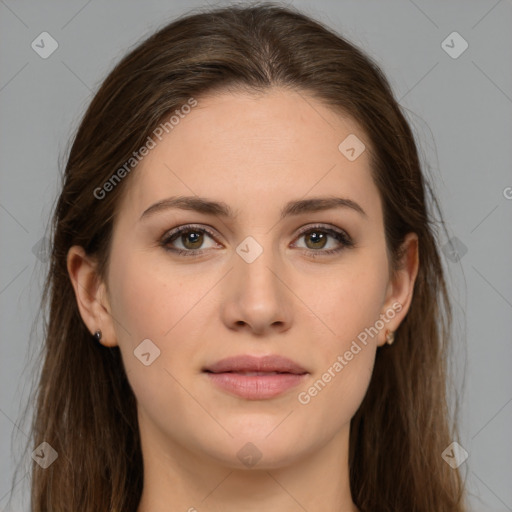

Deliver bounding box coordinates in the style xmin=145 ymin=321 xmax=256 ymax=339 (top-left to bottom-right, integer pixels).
xmin=1 ymin=0 xmax=511 ymax=510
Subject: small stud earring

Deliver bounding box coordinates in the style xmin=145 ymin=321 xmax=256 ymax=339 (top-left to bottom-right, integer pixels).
xmin=93 ymin=329 xmax=102 ymax=343
xmin=385 ymin=330 xmax=395 ymax=345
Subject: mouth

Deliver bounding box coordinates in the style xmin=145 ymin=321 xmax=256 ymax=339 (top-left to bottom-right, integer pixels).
xmin=205 ymin=371 xmax=295 ymax=376
xmin=203 ymin=354 xmax=308 ymax=375
xmin=202 ymin=355 xmax=308 ymax=400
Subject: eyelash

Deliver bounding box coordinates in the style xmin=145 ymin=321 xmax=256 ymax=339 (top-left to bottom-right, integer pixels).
xmin=160 ymin=223 xmax=354 ymax=258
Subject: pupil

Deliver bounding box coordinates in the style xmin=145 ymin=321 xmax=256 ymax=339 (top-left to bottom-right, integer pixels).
xmin=184 ymin=231 xmax=202 ymax=248
xmin=308 ymin=231 xmax=326 ymax=249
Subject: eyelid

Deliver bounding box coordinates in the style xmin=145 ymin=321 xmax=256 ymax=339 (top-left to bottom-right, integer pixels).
xmin=294 ymin=223 xmax=346 ymax=237
xmin=161 ymin=223 xmax=222 ymax=247
xmin=291 ymin=223 xmax=354 ymax=251
xmin=160 ymin=222 xmax=353 ymax=255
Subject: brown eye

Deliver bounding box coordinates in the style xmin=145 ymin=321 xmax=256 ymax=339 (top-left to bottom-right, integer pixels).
xmin=293 ymin=225 xmax=354 ymax=257
xmin=161 ymin=225 xmax=219 ymax=255
xmin=161 ymin=223 xmax=353 ymax=258
xmin=304 ymin=230 xmax=328 ymax=250
xmin=179 ymin=230 xmax=204 ymax=250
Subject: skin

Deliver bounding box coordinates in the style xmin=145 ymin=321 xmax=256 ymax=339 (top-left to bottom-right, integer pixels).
xmin=68 ymin=88 xmax=418 ymax=512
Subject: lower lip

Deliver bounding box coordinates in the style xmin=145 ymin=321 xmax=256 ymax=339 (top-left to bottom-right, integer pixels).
xmin=205 ymin=372 xmax=307 ymax=399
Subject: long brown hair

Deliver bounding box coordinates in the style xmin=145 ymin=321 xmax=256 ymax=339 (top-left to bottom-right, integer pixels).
xmin=10 ymin=3 xmax=466 ymax=511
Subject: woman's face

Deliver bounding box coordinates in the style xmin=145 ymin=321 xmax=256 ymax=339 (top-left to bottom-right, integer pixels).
xmin=71 ymin=88 xmax=416 ymax=471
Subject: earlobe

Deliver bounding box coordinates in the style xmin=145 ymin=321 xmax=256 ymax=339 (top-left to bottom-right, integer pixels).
xmin=378 ymin=232 xmax=419 ymax=346
xmin=66 ymin=245 xmax=118 ymax=347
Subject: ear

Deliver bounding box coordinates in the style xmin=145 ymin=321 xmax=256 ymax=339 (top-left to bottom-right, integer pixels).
xmin=67 ymin=245 xmax=118 ymax=347
xmin=377 ymin=232 xmax=419 ymax=347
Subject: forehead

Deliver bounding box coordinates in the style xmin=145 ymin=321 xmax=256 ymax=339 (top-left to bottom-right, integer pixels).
xmin=116 ymin=87 xmax=380 ymax=224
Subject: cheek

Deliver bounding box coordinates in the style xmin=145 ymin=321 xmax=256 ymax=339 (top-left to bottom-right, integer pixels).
xmin=310 ymin=254 xmax=389 ymax=348
xmin=107 ymin=250 xmax=215 ymax=390
xmin=295 ymin=269 xmax=384 ymax=433
xmin=295 ymin=252 xmax=388 ymax=413
xmin=107 ymin=253 xmax=206 ymax=432
xmin=108 ymin=249 xmax=201 ymax=341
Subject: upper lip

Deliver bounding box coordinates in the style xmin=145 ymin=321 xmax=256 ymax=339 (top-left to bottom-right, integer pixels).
xmin=203 ymin=355 xmax=308 ymax=374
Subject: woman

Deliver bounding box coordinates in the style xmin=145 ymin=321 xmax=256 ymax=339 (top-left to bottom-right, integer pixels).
xmin=20 ymin=3 xmax=466 ymax=511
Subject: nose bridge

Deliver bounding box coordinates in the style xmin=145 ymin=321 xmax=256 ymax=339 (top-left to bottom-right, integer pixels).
xmin=234 ymin=233 xmax=282 ymax=298
xmin=224 ymin=232 xmax=292 ymax=332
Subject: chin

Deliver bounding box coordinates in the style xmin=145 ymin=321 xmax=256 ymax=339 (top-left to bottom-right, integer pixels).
xmin=197 ymin=428 xmax=310 ymax=471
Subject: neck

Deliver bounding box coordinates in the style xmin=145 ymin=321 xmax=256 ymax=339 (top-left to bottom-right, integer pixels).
xmin=136 ymin=416 xmax=359 ymax=512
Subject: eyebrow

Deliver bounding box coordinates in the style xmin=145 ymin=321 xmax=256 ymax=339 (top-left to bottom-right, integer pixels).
xmin=139 ymin=195 xmax=367 ymax=221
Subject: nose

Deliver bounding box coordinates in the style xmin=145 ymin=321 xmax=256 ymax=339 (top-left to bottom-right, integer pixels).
xmin=220 ymin=241 xmax=293 ymax=336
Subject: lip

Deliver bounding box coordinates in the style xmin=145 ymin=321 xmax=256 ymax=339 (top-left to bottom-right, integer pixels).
xmin=203 ymin=355 xmax=308 ymax=400
xmin=204 ymin=354 xmax=307 ymax=374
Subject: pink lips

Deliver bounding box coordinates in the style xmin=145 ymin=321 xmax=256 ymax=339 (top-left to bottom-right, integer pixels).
xmin=203 ymin=355 xmax=308 ymax=400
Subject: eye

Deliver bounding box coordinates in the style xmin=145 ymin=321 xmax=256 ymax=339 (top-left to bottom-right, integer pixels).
xmin=160 ymin=225 xmax=220 ymax=256
xmin=292 ymin=224 xmax=354 ymax=257
xmin=160 ymin=223 xmax=354 ymax=258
